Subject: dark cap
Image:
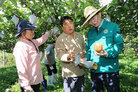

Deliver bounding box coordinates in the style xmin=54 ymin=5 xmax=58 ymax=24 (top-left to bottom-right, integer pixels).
xmin=15 ymin=20 xmax=37 ymax=37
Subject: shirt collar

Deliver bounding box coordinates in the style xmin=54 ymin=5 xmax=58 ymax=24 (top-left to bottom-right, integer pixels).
xmin=19 ymin=37 xmax=30 ymax=43
xmin=62 ymin=32 xmax=75 ymax=38
xmin=98 ymin=19 xmax=104 ymax=30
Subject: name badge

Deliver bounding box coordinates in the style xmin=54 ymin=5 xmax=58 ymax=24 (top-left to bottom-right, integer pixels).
xmin=104 ymin=29 xmax=108 ymax=34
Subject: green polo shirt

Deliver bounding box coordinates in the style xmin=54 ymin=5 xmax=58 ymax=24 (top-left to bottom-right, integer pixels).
xmin=85 ymin=19 xmax=124 ymax=73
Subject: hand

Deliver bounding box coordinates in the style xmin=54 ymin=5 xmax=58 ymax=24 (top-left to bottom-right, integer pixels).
xmin=24 ymin=88 xmax=34 ymax=92
xmin=47 ymin=29 xmax=53 ymax=34
xmin=79 ymin=58 xmax=87 ymax=66
xmin=80 ymin=51 xmax=86 ymax=58
xmin=93 ymin=49 xmax=107 ymax=57
xmin=67 ymin=48 xmax=76 ymax=61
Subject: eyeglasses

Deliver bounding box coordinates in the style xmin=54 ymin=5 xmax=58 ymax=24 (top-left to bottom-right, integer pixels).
xmin=89 ymin=12 xmax=99 ymax=22
xmin=63 ymin=21 xmax=74 ymax=27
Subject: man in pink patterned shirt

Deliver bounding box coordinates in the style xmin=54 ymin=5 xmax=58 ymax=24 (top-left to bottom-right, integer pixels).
xmin=13 ymin=20 xmax=52 ymax=92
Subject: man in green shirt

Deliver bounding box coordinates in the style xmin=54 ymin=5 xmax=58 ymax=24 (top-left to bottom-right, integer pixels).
xmin=83 ymin=5 xmax=124 ymax=92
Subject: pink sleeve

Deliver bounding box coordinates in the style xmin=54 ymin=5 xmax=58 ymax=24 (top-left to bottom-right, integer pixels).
xmin=13 ymin=46 xmax=31 ymax=89
xmin=34 ymin=32 xmax=50 ymax=47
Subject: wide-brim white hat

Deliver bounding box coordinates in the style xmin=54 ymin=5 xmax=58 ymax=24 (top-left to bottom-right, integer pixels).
xmin=82 ymin=5 xmax=106 ymax=26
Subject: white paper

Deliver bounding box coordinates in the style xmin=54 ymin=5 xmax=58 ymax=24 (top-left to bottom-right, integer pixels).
xmin=11 ymin=15 xmax=19 ymax=26
xmin=29 ymin=14 xmax=37 ymax=25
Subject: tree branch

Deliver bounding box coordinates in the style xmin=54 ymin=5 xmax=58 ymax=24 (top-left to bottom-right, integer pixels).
xmin=122 ymin=0 xmax=128 ymax=6
xmin=42 ymin=0 xmax=58 ymax=25
xmin=73 ymin=0 xmax=79 ymax=19
xmin=10 ymin=11 xmax=22 ymax=21
xmin=42 ymin=0 xmax=53 ymax=24
xmin=20 ymin=0 xmax=41 ymax=18
xmin=51 ymin=0 xmax=58 ymax=19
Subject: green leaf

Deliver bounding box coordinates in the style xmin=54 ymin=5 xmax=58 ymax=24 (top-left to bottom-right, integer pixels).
xmin=10 ymin=0 xmax=17 ymax=7
xmin=31 ymin=0 xmax=36 ymax=4
xmin=0 ymin=17 xmax=3 ymax=22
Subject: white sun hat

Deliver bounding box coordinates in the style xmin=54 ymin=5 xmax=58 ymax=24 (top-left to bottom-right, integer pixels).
xmin=82 ymin=5 xmax=107 ymax=26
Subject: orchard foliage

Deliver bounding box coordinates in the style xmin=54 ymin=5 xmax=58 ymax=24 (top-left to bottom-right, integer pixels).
xmin=107 ymin=0 xmax=138 ymax=56
xmin=0 ymin=0 xmax=137 ymax=54
xmin=0 ymin=1 xmax=137 ymax=91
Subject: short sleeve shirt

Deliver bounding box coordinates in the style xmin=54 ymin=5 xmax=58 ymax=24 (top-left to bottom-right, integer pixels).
xmin=44 ymin=44 xmax=55 ymax=64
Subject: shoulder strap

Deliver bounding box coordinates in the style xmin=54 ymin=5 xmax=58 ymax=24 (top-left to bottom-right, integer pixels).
xmin=28 ymin=39 xmax=39 ymax=53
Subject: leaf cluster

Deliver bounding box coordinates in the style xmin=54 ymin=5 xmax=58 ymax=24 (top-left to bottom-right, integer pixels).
xmin=0 ymin=0 xmax=137 ymax=53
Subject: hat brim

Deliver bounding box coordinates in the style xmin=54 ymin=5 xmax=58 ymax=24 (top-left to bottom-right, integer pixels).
xmin=82 ymin=5 xmax=107 ymax=27
xmin=14 ymin=25 xmax=36 ymax=37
